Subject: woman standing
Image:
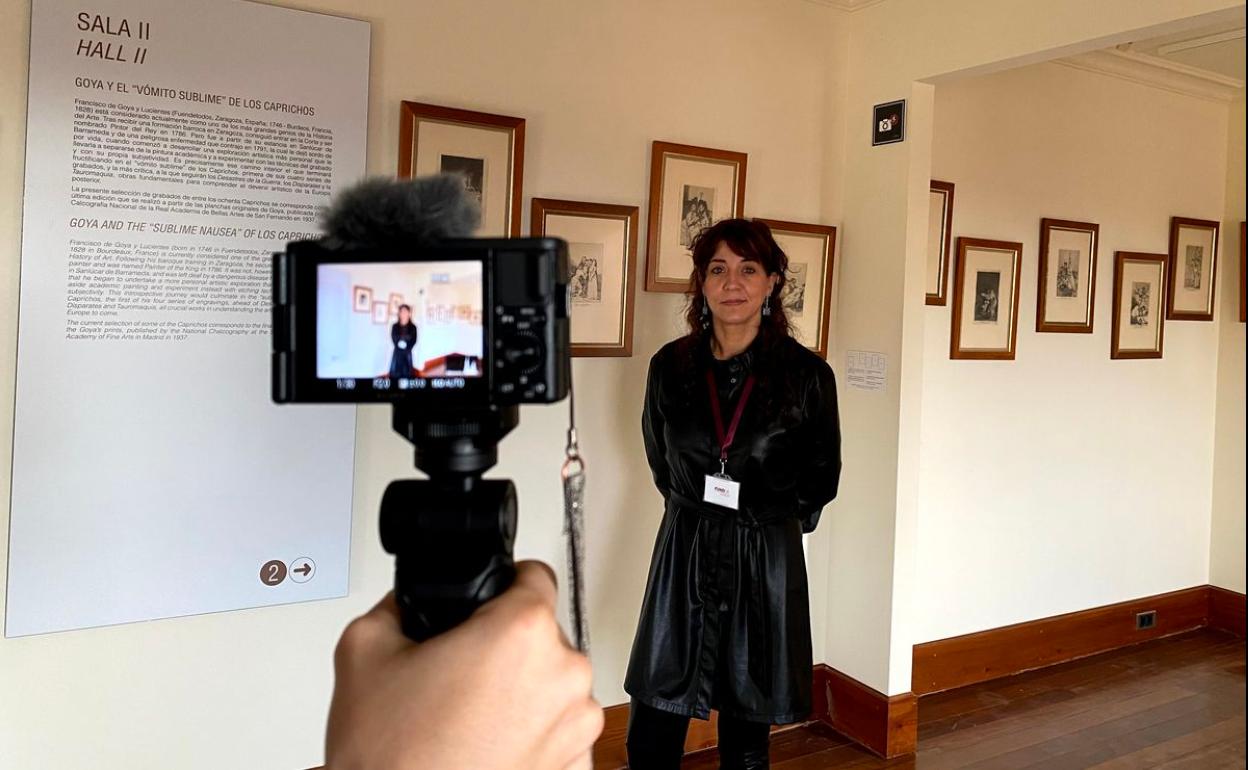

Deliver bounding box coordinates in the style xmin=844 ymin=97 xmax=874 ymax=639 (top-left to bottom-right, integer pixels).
xmin=625 ymin=219 xmax=842 ymax=770
xmin=389 ymin=304 xmax=418 ymax=379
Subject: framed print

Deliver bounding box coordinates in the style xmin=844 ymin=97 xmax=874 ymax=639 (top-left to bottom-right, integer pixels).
xmin=371 ymin=301 xmax=389 ymax=325
xmin=352 ymin=285 xmax=373 ymax=313
xmin=926 ymin=180 xmax=955 ymax=305
xmin=1166 ymin=216 xmax=1219 ymax=321
xmin=1239 ymin=221 xmax=1245 ymax=323
xmin=1036 ymin=218 xmax=1099 ymax=333
xmin=1112 ymin=252 xmax=1167 ymax=359
xmin=950 ymin=237 xmax=1023 ymax=360
xmin=645 ymin=141 xmax=747 ymax=293
xmin=754 ymin=218 xmax=836 ymax=358
xmin=531 ymin=198 xmax=639 ymax=357
xmin=388 ymin=292 xmax=405 ymax=319
xmin=872 ymin=99 xmax=906 ymax=146
xmin=398 ymin=101 xmax=525 ymax=236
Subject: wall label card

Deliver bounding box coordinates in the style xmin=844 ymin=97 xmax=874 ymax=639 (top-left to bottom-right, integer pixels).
xmin=846 ymin=350 xmax=888 ymax=392
xmin=6 ymin=0 xmax=369 ymax=636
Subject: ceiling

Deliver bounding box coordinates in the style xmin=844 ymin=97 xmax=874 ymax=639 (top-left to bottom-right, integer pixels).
xmin=1118 ymin=21 xmax=1245 ymax=83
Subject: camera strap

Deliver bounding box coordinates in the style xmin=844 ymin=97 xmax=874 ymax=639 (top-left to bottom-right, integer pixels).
xmin=561 ymin=382 xmax=590 ymax=654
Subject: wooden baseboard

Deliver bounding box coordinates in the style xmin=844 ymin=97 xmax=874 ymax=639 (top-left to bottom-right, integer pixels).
xmin=595 ymin=584 xmax=1241 ymax=766
xmin=593 ymin=667 xmax=916 ymax=767
xmin=813 ymin=664 xmax=917 ymax=758
xmin=911 ymin=585 xmax=1211 ymax=695
xmin=1208 ymin=585 xmax=1247 ymax=637
xmin=592 ymin=704 xmax=629 ymax=769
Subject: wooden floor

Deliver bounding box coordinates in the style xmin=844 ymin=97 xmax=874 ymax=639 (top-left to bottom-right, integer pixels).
xmin=680 ymin=629 xmax=1245 ymax=769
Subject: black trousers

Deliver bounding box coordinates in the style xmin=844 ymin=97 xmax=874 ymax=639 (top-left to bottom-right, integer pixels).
xmin=625 ymin=700 xmax=771 ymax=769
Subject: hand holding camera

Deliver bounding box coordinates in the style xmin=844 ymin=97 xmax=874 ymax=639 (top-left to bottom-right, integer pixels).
xmin=273 ymin=175 xmax=572 ymax=640
xmin=326 ymin=561 xmax=601 ymax=770
xmin=275 ymin=176 xmax=597 ymax=765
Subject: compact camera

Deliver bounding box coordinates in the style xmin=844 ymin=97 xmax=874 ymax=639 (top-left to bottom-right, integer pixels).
xmin=271 ymin=237 xmax=571 ymax=406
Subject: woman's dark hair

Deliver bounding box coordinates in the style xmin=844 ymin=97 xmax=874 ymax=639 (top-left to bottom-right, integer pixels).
xmin=398 ymin=304 xmax=412 ymax=315
xmin=672 ymin=219 xmax=801 ymax=415
xmin=682 ymin=218 xmax=792 ymax=341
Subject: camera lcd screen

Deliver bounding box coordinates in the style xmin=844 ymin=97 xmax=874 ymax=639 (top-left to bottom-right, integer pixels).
xmin=315 ymin=261 xmax=486 ymax=394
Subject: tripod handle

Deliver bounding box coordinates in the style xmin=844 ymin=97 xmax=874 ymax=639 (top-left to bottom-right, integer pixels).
xmin=381 ymin=477 xmax=519 ymax=642
xmin=394 ymin=554 xmax=516 ymax=641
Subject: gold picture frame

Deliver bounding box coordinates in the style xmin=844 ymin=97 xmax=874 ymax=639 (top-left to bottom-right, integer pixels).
xmin=644 ymin=141 xmax=747 ymax=293
xmin=398 ymin=101 xmax=525 ymax=237
xmin=1112 ymin=251 xmax=1167 ymax=359
xmin=754 ymin=218 xmax=837 ymax=358
xmin=950 ymin=237 xmax=1023 ymax=360
xmin=926 ymin=180 xmax=955 ymax=306
xmin=532 ymin=198 xmax=639 ymax=357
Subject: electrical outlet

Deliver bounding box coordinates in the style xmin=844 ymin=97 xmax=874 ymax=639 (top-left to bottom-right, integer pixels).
xmin=1136 ymin=610 xmax=1157 ymax=630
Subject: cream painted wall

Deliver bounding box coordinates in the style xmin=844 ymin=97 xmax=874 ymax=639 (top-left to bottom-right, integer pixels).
xmin=3 ymin=0 xmax=1245 ymax=766
xmin=823 ymin=0 xmax=1243 ymax=697
xmin=0 ymin=0 xmax=841 ymax=767
xmin=1210 ymin=93 xmax=1246 ymax=593
xmin=915 ymin=61 xmax=1231 ymax=644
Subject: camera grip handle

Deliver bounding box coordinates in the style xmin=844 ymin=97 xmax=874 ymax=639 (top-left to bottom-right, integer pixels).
xmin=394 ymin=553 xmax=516 ymax=642
xmin=380 ymin=471 xmax=518 ymax=643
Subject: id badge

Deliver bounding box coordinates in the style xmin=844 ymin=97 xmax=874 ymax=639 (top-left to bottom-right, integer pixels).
xmin=703 ymin=474 xmax=741 ymax=510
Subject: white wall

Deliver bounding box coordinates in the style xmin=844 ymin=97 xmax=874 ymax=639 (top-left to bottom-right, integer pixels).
xmin=0 ymin=0 xmax=842 ymax=767
xmin=4 ymin=1 xmax=1244 ymax=766
xmin=817 ymin=0 xmax=1242 ymax=697
xmin=1210 ymin=93 xmax=1246 ymax=593
xmin=915 ymin=61 xmax=1231 ymax=644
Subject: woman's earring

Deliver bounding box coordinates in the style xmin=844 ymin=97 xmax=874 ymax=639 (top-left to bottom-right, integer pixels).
xmin=701 ymin=298 xmax=711 ymax=330
xmin=762 ymin=295 xmax=772 ymax=317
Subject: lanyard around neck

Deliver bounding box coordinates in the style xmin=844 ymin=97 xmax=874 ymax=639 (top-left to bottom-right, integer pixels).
xmin=705 ymin=369 xmax=756 ymax=464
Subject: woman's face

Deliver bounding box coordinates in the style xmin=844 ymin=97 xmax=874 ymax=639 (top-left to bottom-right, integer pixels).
xmin=398 ymin=307 xmax=411 ymax=324
xmin=702 ymin=242 xmax=777 ymax=327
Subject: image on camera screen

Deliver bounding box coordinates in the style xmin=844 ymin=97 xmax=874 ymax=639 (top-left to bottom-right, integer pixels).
xmin=316 ymin=261 xmax=485 ymax=388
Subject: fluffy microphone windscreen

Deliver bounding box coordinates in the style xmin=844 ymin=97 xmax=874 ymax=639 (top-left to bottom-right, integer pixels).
xmin=320 ymin=174 xmax=481 ymax=248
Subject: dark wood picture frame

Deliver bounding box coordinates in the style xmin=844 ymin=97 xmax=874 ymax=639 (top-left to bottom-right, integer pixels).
xmin=531 ymin=198 xmax=639 ymax=357
xmin=1165 ymin=216 xmax=1219 ymax=321
xmin=950 ymin=237 xmax=1023 ymax=360
xmin=1112 ymin=251 xmax=1168 ymax=359
xmin=645 ymin=141 xmax=747 ymax=293
xmin=754 ymin=218 xmax=837 ymax=358
xmin=398 ymin=101 xmax=525 ymax=236
xmin=1240 ymin=221 xmax=1245 ymax=324
xmin=926 ymin=180 xmax=955 ymax=306
xmin=1036 ymin=218 xmax=1099 ymax=333
xmin=352 ymin=285 xmax=372 ymax=313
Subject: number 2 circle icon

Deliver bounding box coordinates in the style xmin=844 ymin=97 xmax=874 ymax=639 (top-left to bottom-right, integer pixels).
xmin=260 ymin=559 xmax=287 ymax=586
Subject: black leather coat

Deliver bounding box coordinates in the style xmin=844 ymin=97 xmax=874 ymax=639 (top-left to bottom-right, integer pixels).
xmin=389 ymin=322 xmax=418 ymax=378
xmin=625 ymin=334 xmax=842 ymax=724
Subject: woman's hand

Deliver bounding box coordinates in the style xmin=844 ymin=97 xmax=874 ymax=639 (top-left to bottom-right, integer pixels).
xmin=325 ymin=561 xmax=603 ymax=770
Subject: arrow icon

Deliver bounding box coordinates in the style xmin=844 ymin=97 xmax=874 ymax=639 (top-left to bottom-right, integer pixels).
xmin=289 ymin=557 xmax=316 ymax=583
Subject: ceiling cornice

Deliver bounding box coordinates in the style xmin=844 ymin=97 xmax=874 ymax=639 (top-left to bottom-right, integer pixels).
xmin=1054 ymin=48 xmax=1243 ymax=103
xmin=801 ymin=0 xmax=889 ymax=12
xmin=1155 ymin=28 xmax=1245 ymax=57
